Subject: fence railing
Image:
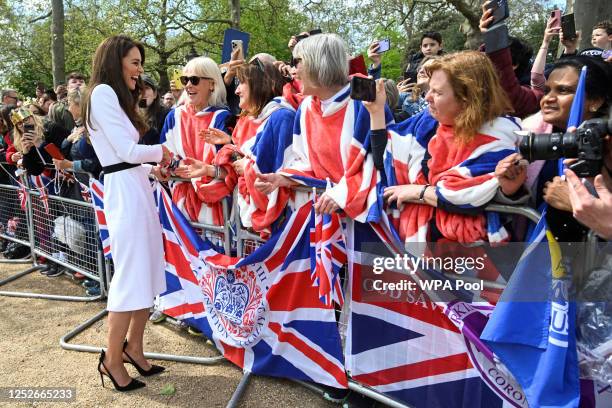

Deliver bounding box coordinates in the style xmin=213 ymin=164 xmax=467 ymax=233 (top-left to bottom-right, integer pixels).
xmin=3 ymin=164 xmax=583 ymax=408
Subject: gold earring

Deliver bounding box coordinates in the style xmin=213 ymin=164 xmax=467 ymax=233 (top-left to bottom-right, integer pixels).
xmin=590 ymin=106 xmax=598 ymax=112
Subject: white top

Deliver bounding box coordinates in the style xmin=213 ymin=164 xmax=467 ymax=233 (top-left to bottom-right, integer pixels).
xmin=88 ymin=84 xmax=162 ymax=166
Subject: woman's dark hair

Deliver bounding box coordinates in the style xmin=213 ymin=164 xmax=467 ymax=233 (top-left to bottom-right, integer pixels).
xmin=552 ymin=56 xmax=612 ymax=117
xmin=235 ymin=61 xmax=285 ymax=117
xmin=143 ymin=89 xmax=165 ymax=132
xmin=82 ymin=35 xmax=147 ymax=135
xmin=0 ymin=104 xmax=16 ymax=133
xmin=508 ymin=37 xmax=533 ymax=81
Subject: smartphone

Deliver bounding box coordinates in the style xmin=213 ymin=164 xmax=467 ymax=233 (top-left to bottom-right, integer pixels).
xmin=485 ymin=0 xmax=509 ymax=28
xmin=550 ymin=9 xmax=561 ymax=29
xmin=350 ymin=76 xmax=376 ymax=102
xmin=377 ymin=39 xmax=391 ymax=53
xmin=231 ymin=39 xmax=244 ymax=60
xmin=295 ymin=33 xmax=309 ymax=42
xmin=308 ymin=28 xmax=322 ymax=36
xmin=348 ymin=55 xmax=367 ymax=76
xmin=138 ymin=99 xmax=148 ymax=109
xmin=44 ymin=143 xmax=65 ymax=160
xmin=561 ymin=13 xmax=577 ymax=40
xmin=171 ymin=68 xmax=184 ymax=90
xmin=23 ymin=124 xmax=35 ymax=133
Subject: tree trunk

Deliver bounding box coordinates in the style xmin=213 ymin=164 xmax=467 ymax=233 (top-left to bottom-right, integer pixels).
xmin=158 ymin=54 xmax=170 ymax=94
xmin=229 ymin=0 xmax=240 ymax=29
xmin=51 ymin=0 xmax=65 ymax=88
xmin=573 ymin=0 xmax=612 ymax=50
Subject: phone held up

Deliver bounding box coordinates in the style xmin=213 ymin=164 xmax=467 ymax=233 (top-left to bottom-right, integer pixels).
xmin=485 ymin=0 xmax=509 ymax=28
xmin=550 ymin=9 xmax=561 ymax=29
xmin=561 ymin=13 xmax=577 ymax=40
xmin=23 ymin=123 xmax=35 ymax=134
xmin=231 ymin=39 xmax=244 ymax=60
xmin=350 ymin=76 xmax=376 ymax=102
xmin=376 ymin=38 xmax=391 ymax=53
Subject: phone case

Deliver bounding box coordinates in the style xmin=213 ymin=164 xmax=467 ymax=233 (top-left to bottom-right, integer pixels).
xmin=44 ymin=144 xmax=65 ymax=160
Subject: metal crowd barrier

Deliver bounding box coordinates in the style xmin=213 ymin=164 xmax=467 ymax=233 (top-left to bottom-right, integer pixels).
xmin=59 ymin=177 xmax=230 ymax=388
xmin=0 ymin=171 xmax=33 ymax=263
xmin=3 ymin=160 xmax=587 ymax=408
xmin=0 ymin=167 xmax=106 ymax=301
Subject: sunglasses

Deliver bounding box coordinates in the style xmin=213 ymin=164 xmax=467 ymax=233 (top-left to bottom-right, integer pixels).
xmin=179 ymin=76 xmax=212 ymax=86
xmin=250 ymin=57 xmax=265 ymax=73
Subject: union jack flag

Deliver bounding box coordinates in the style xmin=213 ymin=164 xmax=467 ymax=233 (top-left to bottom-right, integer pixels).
xmin=344 ymin=216 xmax=526 ymax=408
xmin=156 ymin=183 xmax=347 ymax=388
xmin=308 ymin=187 xmax=346 ymax=307
xmin=17 ymin=182 xmax=27 ymax=211
xmin=89 ymin=179 xmax=111 ymax=259
xmin=78 ymin=181 xmax=91 ymax=203
xmin=30 ymin=175 xmax=50 ymax=214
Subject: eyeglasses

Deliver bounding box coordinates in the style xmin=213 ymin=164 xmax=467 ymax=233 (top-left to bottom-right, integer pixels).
xmin=179 ymin=76 xmax=212 ymax=86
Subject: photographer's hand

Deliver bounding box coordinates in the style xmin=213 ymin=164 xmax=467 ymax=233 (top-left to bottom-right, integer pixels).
xmin=565 ymin=169 xmax=612 ymax=239
xmin=543 ymin=176 xmax=573 ymax=212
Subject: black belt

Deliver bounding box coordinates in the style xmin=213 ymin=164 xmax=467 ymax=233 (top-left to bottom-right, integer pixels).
xmin=102 ymin=162 xmax=140 ymax=175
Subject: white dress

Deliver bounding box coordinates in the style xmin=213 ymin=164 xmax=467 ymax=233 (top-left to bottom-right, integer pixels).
xmin=87 ymin=84 xmax=166 ymax=312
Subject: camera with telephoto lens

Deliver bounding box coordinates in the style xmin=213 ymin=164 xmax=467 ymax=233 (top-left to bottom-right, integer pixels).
xmin=518 ymin=117 xmax=612 ymax=177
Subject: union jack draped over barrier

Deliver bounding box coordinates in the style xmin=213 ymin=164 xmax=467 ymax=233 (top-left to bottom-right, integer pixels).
xmin=345 ymin=216 xmax=528 ymax=408
xmin=155 ymin=183 xmax=348 ymax=388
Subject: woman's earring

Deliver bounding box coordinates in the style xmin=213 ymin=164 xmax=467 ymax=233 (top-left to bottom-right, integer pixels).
xmin=590 ymin=106 xmax=598 ymax=112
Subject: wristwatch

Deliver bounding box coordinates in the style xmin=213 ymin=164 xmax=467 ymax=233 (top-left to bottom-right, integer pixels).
xmin=418 ymin=184 xmax=430 ymax=202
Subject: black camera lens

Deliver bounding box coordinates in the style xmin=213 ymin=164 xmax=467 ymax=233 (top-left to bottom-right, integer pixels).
xmin=519 ymin=131 xmax=578 ymax=162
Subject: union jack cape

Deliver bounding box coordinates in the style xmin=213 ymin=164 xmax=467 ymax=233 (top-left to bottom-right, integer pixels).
xmin=383 ymin=112 xmax=520 ymax=243
xmin=155 ymin=183 xmax=348 ymax=388
xmin=160 ymin=104 xmax=232 ymax=225
xmin=278 ymin=84 xmax=393 ymax=223
xmin=230 ymin=97 xmax=297 ymax=237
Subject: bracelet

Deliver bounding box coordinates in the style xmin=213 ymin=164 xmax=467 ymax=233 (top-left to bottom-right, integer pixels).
xmin=418 ymin=184 xmax=430 ymax=202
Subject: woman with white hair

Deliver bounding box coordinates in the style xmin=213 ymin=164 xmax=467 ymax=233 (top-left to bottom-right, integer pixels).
xmin=256 ymin=34 xmax=392 ymax=222
xmin=158 ymin=56 xmax=233 ymax=226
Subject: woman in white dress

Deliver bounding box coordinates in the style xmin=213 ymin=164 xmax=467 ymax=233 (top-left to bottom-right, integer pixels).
xmin=82 ymin=35 xmax=171 ymax=391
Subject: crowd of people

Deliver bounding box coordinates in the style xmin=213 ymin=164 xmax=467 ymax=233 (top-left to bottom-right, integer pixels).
xmin=0 ymin=2 xmax=611 ymax=395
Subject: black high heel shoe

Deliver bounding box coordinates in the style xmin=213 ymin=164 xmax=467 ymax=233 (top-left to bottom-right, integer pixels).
xmin=122 ymin=340 xmax=165 ymax=377
xmin=97 ymin=350 xmax=145 ymax=391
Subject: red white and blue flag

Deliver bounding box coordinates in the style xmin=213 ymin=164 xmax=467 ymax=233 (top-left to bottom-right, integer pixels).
xmin=344 ymin=217 xmax=527 ymax=408
xmin=155 ymin=183 xmax=348 ymax=388
xmin=89 ymin=179 xmax=111 ymax=259
xmin=30 ymin=175 xmax=50 ymax=214
xmin=308 ymin=185 xmax=346 ymax=307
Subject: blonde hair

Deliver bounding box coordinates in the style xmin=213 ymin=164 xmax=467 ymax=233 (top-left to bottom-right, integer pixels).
xmin=183 ymin=57 xmax=227 ymax=107
xmin=426 ymin=51 xmax=513 ymax=144
xmin=13 ymin=115 xmax=44 ymax=154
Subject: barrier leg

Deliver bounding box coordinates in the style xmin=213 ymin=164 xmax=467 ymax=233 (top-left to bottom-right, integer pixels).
xmin=348 ymin=380 xmax=413 ymax=408
xmin=225 ymin=371 xmax=252 ymax=408
xmin=0 ymin=263 xmax=104 ymax=301
xmin=59 ymin=309 xmax=225 ymax=364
